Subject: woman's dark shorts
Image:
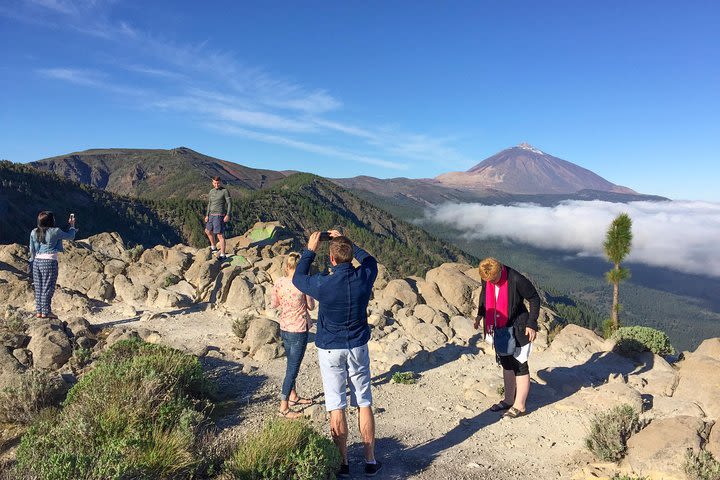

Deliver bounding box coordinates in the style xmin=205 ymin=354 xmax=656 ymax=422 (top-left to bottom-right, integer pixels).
xmin=499 ymin=354 xmax=529 ymax=376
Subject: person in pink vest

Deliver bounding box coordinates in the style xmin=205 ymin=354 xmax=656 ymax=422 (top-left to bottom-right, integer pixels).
xmin=270 ymin=252 xmax=316 ymax=418
xmin=474 ymin=257 xmax=540 ymax=418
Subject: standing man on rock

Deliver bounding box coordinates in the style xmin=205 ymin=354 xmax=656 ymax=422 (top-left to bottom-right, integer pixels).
xmin=204 ymin=176 xmax=231 ymax=260
xmin=292 ymin=230 xmax=383 ymax=478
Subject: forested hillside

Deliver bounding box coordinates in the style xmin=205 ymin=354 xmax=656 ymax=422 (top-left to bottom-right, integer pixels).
xmin=1 ymin=162 xmax=474 ymax=277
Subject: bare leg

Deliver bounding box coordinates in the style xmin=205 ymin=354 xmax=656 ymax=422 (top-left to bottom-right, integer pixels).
xmin=205 ymin=229 xmax=216 ymax=249
xmin=503 ymin=369 xmax=516 ymax=405
xmin=330 ymin=409 xmax=349 ymax=464
xmin=217 ymin=233 xmax=226 ymax=255
xmin=358 ymin=406 xmax=376 ymax=463
xmin=513 ymin=374 xmax=530 ymax=412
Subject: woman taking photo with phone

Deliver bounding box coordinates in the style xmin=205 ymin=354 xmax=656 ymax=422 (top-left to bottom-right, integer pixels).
xmin=29 ymin=211 xmax=77 ymax=319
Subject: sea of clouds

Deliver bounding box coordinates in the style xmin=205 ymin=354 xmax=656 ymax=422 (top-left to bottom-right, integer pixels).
xmin=424 ymin=200 xmax=720 ymax=277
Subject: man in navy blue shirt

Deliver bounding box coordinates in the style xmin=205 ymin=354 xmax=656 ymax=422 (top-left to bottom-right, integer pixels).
xmin=293 ymin=230 xmax=382 ymax=477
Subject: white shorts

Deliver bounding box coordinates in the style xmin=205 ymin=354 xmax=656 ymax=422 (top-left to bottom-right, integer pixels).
xmin=317 ymin=344 xmax=373 ymax=411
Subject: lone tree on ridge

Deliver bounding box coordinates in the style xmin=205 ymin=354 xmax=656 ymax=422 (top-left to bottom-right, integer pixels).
xmin=604 ymin=212 xmax=633 ymax=332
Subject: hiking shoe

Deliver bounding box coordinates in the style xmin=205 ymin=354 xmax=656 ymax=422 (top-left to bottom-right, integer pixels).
xmin=364 ymin=460 xmax=383 ymax=477
xmin=337 ymin=463 xmax=350 ymax=478
xmin=210 ymin=247 xmax=218 ymax=253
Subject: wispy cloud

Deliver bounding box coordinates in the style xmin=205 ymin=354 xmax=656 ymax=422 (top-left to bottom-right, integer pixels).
xmin=424 ymin=200 xmax=720 ymax=277
xmin=9 ymin=0 xmax=468 ymax=171
xmin=37 ymin=67 xmax=148 ymax=97
xmin=207 ymin=123 xmax=408 ymax=170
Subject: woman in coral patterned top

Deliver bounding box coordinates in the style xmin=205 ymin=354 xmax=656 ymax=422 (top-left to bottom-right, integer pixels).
xmin=270 ymin=252 xmax=316 ymax=418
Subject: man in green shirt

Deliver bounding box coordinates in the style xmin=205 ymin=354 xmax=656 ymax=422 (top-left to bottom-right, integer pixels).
xmin=204 ymin=176 xmax=231 ymax=259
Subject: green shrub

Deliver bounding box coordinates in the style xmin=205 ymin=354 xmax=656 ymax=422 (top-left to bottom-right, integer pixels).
xmin=391 ymin=371 xmax=416 ymax=385
xmin=163 ymin=275 xmax=180 ymax=288
xmin=15 ymin=339 xmax=214 ymax=480
xmin=232 ymin=315 xmax=253 ymax=340
xmin=1 ymin=312 xmax=26 ymax=334
xmin=585 ymin=404 xmax=640 ymax=461
xmin=0 ymin=370 xmax=64 ymax=425
xmin=684 ymin=449 xmax=720 ymax=480
xmin=602 ymin=318 xmax=615 ymax=339
xmin=128 ymin=244 xmax=144 ymax=262
xmin=612 ymin=326 xmax=675 ymax=356
xmin=496 ymin=385 xmax=505 ymax=396
xmin=224 ymin=419 xmax=340 ymax=480
xmin=611 ymin=475 xmax=648 ymax=480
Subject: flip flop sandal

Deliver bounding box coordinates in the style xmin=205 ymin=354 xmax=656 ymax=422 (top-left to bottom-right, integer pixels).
xmin=288 ymin=397 xmax=313 ymax=406
xmin=277 ymin=409 xmax=301 ymax=419
xmin=502 ymin=407 xmax=527 ymax=418
xmin=489 ymin=401 xmax=512 ymax=412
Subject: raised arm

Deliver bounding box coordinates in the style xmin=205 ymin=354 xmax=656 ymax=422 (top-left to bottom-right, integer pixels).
xmin=56 ymin=227 xmax=77 ymax=241
xmin=292 ymin=249 xmax=323 ymax=300
xmin=353 ymin=244 xmax=378 ymax=284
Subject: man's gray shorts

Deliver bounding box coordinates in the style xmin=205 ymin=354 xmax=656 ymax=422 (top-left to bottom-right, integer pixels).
xmin=317 ymin=344 xmax=372 ymax=411
xmin=205 ymin=214 xmax=225 ymax=234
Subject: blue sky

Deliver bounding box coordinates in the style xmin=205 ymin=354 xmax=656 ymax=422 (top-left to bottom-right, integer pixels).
xmin=1 ymin=0 xmax=719 ymax=200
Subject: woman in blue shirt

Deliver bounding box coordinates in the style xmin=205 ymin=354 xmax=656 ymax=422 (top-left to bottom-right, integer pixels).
xmin=29 ymin=211 xmax=77 ymax=318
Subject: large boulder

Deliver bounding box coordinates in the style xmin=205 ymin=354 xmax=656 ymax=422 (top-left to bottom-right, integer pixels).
xmin=0 ymin=243 xmax=30 ymax=273
xmin=407 ymin=322 xmax=447 ymax=348
xmin=546 ymin=324 xmax=608 ymax=361
xmin=674 ymin=338 xmax=720 ymax=419
xmin=77 ymin=232 xmax=127 ymax=260
xmin=185 ymin=254 xmax=222 ymax=298
xmin=239 ymin=317 xmax=283 ymax=360
xmin=0 ymin=347 xmax=25 ymax=391
xmin=223 ymin=273 xmax=265 ymax=312
xmin=449 ymin=315 xmax=477 ymax=342
xmin=412 ymin=277 xmax=459 ymax=316
xmin=377 ymin=279 xmax=420 ymax=311
xmin=26 ymin=319 xmax=72 ymax=369
xmin=0 ymin=268 xmax=35 ymax=310
xmin=626 ymin=352 xmax=679 ymax=397
xmin=425 ymin=263 xmax=480 ymax=316
xmin=622 ymin=416 xmax=705 ymax=480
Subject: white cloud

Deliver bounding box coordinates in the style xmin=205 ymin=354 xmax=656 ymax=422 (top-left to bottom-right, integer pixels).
xmin=425 ymin=200 xmax=720 ymax=277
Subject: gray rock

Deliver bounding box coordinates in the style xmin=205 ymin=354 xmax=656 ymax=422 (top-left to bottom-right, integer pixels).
xmin=26 ymin=320 xmax=72 ymax=370
xmin=622 ymin=416 xmax=705 ymax=479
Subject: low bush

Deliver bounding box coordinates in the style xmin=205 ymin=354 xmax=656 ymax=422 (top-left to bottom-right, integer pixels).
xmin=391 ymin=371 xmax=416 ymax=385
xmin=602 ymin=318 xmax=615 ymax=339
xmin=0 ymin=370 xmax=65 ymax=425
xmin=232 ymin=315 xmax=252 ymax=340
xmin=15 ymin=339 xmax=214 ymax=480
xmin=0 ymin=312 xmax=26 ymax=334
xmin=585 ymin=404 xmax=640 ymax=461
xmin=684 ymin=449 xmax=720 ymax=480
xmin=611 ymin=475 xmax=647 ymax=480
xmin=612 ymin=326 xmax=675 ymax=356
xmin=223 ymin=419 xmax=340 ymax=480
xmin=163 ymin=274 xmax=180 ymax=288
xmin=128 ymin=244 xmax=144 ymax=262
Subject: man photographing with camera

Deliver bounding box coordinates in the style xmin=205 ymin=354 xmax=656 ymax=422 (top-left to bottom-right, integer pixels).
xmin=292 ymin=230 xmax=382 ymax=478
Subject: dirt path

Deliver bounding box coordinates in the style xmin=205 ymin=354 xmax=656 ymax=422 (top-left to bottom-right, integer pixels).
xmin=87 ymin=306 xmax=595 ymax=480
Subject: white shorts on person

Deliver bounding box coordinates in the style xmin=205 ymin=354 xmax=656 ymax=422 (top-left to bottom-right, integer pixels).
xmin=317 ymin=343 xmax=372 ymax=411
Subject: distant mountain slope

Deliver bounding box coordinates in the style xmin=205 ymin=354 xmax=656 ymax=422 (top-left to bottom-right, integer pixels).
xmin=335 ymin=144 xmax=665 ymax=207
xmin=30 ymin=147 xmax=288 ymax=200
xmin=2 ymin=161 xmax=474 ymax=277
xmin=436 ymin=143 xmax=635 ymax=195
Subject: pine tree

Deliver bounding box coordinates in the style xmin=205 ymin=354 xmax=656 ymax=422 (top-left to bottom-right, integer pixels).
xmin=604 ymin=213 xmax=633 ymax=331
